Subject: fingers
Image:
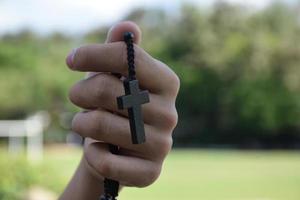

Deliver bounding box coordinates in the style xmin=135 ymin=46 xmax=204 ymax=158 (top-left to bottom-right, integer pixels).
xmin=106 ymin=21 xmax=142 ymax=44
xmin=69 ymin=73 xmax=178 ymax=129
xmin=67 ymin=21 xmax=179 ymax=188
xmin=66 ymin=20 xmax=179 ymax=96
xmin=72 ymin=109 xmax=173 ymax=160
xmin=84 ymin=142 xmax=161 ymax=187
xmin=86 ymin=21 xmax=142 ymax=78
xmin=73 ymin=109 xmax=144 ymax=151
xmin=68 ymin=42 xmax=179 ymax=96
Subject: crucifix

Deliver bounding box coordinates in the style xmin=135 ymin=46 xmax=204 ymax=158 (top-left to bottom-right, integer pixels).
xmin=101 ymin=32 xmax=150 ymax=200
xmin=117 ymin=79 xmax=149 ymax=144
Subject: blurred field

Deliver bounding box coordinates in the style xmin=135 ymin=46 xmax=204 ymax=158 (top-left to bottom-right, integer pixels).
xmin=1 ymin=146 xmax=300 ymax=200
xmin=122 ymin=150 xmax=300 ymax=200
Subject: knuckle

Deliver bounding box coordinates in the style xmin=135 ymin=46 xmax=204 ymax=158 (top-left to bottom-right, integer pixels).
xmin=92 ymin=111 xmax=110 ymax=137
xmin=94 ymin=75 xmax=109 ymax=100
xmin=155 ymin=59 xmax=180 ymax=96
xmin=162 ymin=108 xmax=178 ymax=130
xmin=137 ymin=164 xmax=161 ymax=188
xmin=169 ymin=72 xmax=180 ymax=95
xmin=85 ymin=143 xmax=112 ymax=177
xmin=83 ymin=157 xmax=103 ymax=181
xmin=159 ymin=137 xmax=173 ymax=157
xmin=97 ymin=154 xmax=112 ymax=177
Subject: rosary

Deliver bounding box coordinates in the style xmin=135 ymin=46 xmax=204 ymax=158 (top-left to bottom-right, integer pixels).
xmin=100 ymin=32 xmax=150 ymax=200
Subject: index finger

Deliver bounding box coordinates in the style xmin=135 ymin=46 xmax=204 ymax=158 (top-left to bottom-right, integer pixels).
xmin=68 ymin=42 xmax=179 ymax=97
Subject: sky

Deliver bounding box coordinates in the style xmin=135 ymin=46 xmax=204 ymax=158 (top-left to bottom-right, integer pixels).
xmin=0 ymin=0 xmax=297 ymax=35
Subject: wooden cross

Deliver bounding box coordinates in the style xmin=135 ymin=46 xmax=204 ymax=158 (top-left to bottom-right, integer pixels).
xmin=117 ymin=79 xmax=150 ymax=144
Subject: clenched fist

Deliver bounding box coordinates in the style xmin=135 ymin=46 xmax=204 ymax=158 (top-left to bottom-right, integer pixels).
xmin=60 ymin=21 xmax=179 ymax=200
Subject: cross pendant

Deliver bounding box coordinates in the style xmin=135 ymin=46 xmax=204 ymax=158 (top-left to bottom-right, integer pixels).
xmin=117 ymin=79 xmax=150 ymax=144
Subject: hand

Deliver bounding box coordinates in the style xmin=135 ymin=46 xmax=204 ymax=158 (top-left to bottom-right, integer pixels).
xmin=67 ymin=21 xmax=180 ymax=187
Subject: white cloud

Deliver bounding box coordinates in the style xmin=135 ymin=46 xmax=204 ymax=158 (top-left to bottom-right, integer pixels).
xmin=0 ymin=0 xmax=288 ymax=35
xmin=0 ymin=0 xmax=136 ymax=35
xmin=225 ymin=0 xmax=273 ymax=8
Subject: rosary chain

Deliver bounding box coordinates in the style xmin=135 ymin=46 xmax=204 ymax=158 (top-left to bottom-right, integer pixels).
xmin=100 ymin=32 xmax=136 ymax=200
xmin=124 ymin=32 xmax=136 ymax=80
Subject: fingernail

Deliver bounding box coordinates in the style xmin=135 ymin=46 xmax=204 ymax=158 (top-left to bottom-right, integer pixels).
xmin=66 ymin=48 xmax=77 ymax=69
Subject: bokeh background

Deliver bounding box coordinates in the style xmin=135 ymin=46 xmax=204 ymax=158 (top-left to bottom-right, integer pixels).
xmin=0 ymin=0 xmax=300 ymax=199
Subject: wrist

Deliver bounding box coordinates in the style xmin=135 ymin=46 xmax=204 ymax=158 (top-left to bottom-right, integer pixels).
xmin=59 ymin=156 xmax=104 ymax=200
xmin=81 ymin=154 xmax=105 ymax=182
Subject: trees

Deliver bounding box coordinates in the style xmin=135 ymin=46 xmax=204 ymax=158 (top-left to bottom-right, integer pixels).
xmin=136 ymin=2 xmax=300 ymax=147
xmin=0 ymin=2 xmax=299 ymax=147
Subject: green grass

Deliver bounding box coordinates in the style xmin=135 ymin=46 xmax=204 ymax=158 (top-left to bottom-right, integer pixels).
xmin=1 ymin=147 xmax=300 ymax=200
xmin=121 ymin=150 xmax=300 ymax=200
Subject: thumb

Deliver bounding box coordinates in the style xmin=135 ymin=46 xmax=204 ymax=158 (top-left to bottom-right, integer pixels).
xmin=86 ymin=21 xmax=141 ymax=78
xmin=105 ymin=21 xmax=142 ymax=45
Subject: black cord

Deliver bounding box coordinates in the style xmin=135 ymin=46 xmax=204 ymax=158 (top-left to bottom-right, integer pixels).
xmin=124 ymin=32 xmax=136 ymax=80
xmin=99 ymin=144 xmax=120 ymax=200
xmin=100 ymin=32 xmax=136 ymax=200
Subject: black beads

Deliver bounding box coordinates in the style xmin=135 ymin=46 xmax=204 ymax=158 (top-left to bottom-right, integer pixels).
xmin=100 ymin=145 xmax=120 ymax=200
xmin=101 ymin=31 xmax=149 ymax=200
xmin=100 ymin=178 xmax=119 ymax=200
xmin=123 ymin=32 xmax=134 ymax=42
xmin=100 ymin=194 xmax=116 ymax=200
xmin=123 ymin=32 xmax=136 ymax=80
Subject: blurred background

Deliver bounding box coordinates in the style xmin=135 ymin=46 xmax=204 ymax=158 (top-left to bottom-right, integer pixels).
xmin=0 ymin=0 xmax=300 ymax=199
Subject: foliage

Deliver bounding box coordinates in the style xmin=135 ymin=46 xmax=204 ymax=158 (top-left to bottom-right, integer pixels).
xmin=0 ymin=2 xmax=300 ymax=146
xmin=0 ymin=154 xmax=36 ymax=199
xmin=131 ymin=2 xmax=300 ymax=147
xmin=0 ymin=147 xmax=81 ymax=199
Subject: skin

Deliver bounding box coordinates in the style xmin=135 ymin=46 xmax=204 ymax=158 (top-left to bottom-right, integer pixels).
xmin=59 ymin=21 xmax=180 ymax=200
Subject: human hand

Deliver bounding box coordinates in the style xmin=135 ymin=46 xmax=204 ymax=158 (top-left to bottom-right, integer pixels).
xmin=67 ymin=21 xmax=180 ymax=187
